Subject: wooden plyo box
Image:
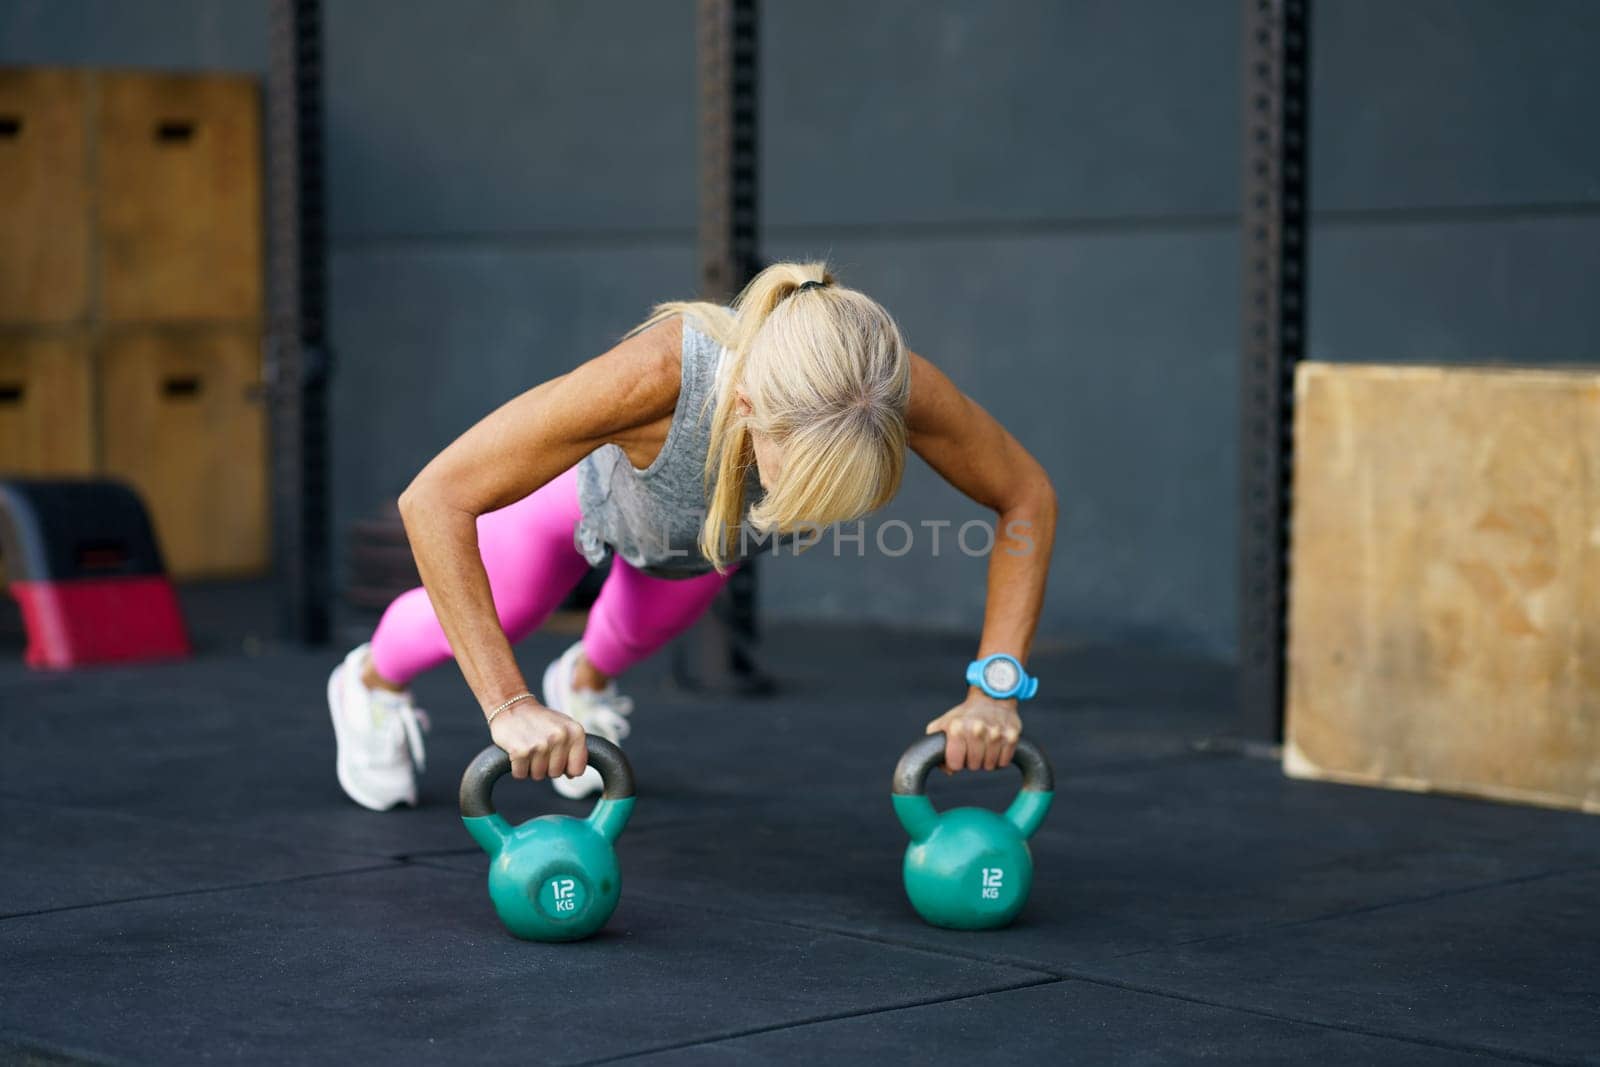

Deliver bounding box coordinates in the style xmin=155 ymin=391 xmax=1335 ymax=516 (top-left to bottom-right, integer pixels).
xmin=0 ymin=333 xmax=94 ymax=474
xmin=98 ymin=328 xmax=268 ymax=578
xmin=1285 ymin=362 xmax=1600 ymax=814
xmin=97 ymin=71 xmax=262 ymax=322
xmin=0 ymin=69 xmax=92 ymax=324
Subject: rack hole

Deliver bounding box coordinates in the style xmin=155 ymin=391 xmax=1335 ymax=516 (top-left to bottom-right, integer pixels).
xmin=154 ymin=120 xmax=195 ymax=144
xmin=0 ymin=383 xmax=23 ymax=404
xmin=0 ymin=116 xmax=21 ymax=139
xmin=163 ymin=375 xmax=203 ymax=398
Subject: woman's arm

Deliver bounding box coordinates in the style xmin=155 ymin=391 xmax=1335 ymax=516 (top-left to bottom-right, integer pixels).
xmin=905 ymin=352 xmax=1059 ymax=771
xmin=398 ymin=319 xmax=682 ymax=778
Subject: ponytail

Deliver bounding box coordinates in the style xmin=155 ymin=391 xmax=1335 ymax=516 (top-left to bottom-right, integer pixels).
xmin=626 ymin=261 xmax=906 ymax=571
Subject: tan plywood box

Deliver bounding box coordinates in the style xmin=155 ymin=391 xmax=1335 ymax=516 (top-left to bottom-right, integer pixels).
xmin=1285 ymin=361 xmax=1600 ymax=813
xmin=0 ymin=69 xmax=92 ymax=324
xmin=96 ymin=72 xmax=262 ymax=323
xmin=97 ymin=328 xmax=267 ymax=577
xmin=0 ymin=333 xmax=94 ymax=474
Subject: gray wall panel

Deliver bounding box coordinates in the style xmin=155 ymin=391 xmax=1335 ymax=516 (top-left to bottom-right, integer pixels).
xmin=328 ymin=243 xmax=696 ymax=542
xmin=763 ymin=0 xmax=1239 ymax=228
xmin=1309 ymin=216 xmax=1600 ymax=366
xmin=7 ymin=0 xmax=1595 ymax=658
xmin=0 ymin=0 xmax=1247 ymax=652
xmin=324 ymin=0 xmax=697 ymax=238
xmin=1313 ymin=0 xmax=1600 ymax=212
xmin=0 ymin=0 xmax=267 ymax=71
xmin=762 ymin=228 xmax=1240 ymax=651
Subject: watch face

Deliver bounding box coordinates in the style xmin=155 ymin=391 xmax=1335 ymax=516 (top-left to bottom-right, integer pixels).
xmin=982 ymin=657 xmax=1020 ymax=694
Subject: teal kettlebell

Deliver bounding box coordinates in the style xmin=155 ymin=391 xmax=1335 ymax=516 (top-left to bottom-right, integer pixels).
xmin=892 ymin=734 xmax=1054 ymax=930
xmin=458 ymin=737 xmax=635 ymax=942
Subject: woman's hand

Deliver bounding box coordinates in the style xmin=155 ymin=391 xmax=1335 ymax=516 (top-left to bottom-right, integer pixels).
xmin=924 ymin=691 xmax=1022 ymax=772
xmin=489 ymin=701 xmax=588 ymax=780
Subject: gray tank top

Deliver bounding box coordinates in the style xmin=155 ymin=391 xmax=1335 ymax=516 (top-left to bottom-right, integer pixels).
xmin=575 ymin=317 xmax=786 ymax=578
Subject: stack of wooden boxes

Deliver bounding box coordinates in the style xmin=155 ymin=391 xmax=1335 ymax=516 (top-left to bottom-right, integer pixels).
xmin=0 ymin=67 xmax=267 ymax=577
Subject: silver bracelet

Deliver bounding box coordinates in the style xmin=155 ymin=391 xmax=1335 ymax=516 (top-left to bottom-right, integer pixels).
xmin=485 ymin=691 xmax=536 ymax=724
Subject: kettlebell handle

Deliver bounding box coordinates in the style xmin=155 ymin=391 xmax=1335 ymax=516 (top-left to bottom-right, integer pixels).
xmin=460 ymin=736 xmax=635 ymax=818
xmin=891 ymin=733 xmax=1054 ymax=797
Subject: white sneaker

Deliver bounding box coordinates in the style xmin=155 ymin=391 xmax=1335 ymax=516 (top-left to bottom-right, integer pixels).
xmin=327 ymin=643 xmax=430 ymax=811
xmin=541 ymin=642 xmax=633 ymax=800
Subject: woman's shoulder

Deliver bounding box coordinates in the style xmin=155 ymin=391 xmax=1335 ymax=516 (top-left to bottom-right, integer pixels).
xmin=645 ymin=314 xmax=686 ymax=355
xmin=618 ymin=315 xmax=685 ymax=380
xmin=569 ymin=317 xmax=682 ymax=435
xmin=620 ymin=305 xmax=731 ymax=396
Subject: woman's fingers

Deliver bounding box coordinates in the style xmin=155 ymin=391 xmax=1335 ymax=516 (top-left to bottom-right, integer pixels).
xmin=516 ymin=735 xmax=553 ymax=781
xmin=565 ymin=726 xmax=589 ymax=778
xmin=940 ymin=717 xmax=1021 ymax=773
xmin=999 ymin=729 xmax=1019 ymax=769
xmin=949 ymin=720 xmax=977 ymax=771
xmin=942 ymin=727 xmax=968 ymax=772
xmin=966 ymin=729 xmax=987 ymax=771
xmin=982 ymin=724 xmax=1003 ymax=771
xmin=494 ymin=709 xmax=590 ymax=782
xmin=528 ymin=729 xmax=560 ymax=780
xmin=982 ymin=728 xmax=1022 ymax=771
xmin=537 ymin=737 xmax=564 ymax=781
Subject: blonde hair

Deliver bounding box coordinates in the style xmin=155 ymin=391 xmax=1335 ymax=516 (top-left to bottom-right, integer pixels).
xmin=631 ymin=262 xmax=910 ymax=571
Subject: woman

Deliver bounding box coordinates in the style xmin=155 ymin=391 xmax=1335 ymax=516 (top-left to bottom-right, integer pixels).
xmin=327 ymin=262 xmax=1056 ymax=809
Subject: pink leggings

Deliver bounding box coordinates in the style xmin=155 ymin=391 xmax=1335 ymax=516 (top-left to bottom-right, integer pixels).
xmin=369 ymin=466 xmax=731 ymax=686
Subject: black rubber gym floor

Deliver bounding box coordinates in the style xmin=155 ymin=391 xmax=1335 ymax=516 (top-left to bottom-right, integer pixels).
xmin=2 ymin=598 xmax=1597 ymax=1064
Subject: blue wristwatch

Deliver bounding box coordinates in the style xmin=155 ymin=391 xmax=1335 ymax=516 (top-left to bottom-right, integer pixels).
xmin=966 ymin=653 xmax=1039 ymax=701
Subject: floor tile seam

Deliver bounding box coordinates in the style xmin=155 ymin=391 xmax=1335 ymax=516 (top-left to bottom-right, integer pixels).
xmin=0 ymin=851 xmax=1591 ymax=1064
xmin=617 ymin=886 xmax=1060 ymax=977
xmin=570 ymin=970 xmax=1554 ymax=1067
xmin=1019 ymin=973 xmax=1573 ymax=1067
xmin=394 ymin=847 xmax=482 ymax=862
xmin=0 ymin=862 xmax=402 ymax=924
xmin=399 ymin=854 xmax=482 ymax=874
xmin=1100 ymin=858 xmax=1600 ymax=964
xmin=0 ymin=790 xmax=447 ymax=865
xmin=603 ymin=893 xmax=1581 ymax=1066
xmin=567 ymin=975 xmax=1066 ymax=1066
xmin=0 ymin=1028 xmax=119 ymax=1066
xmin=0 ymin=960 xmax=1570 ymax=1067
